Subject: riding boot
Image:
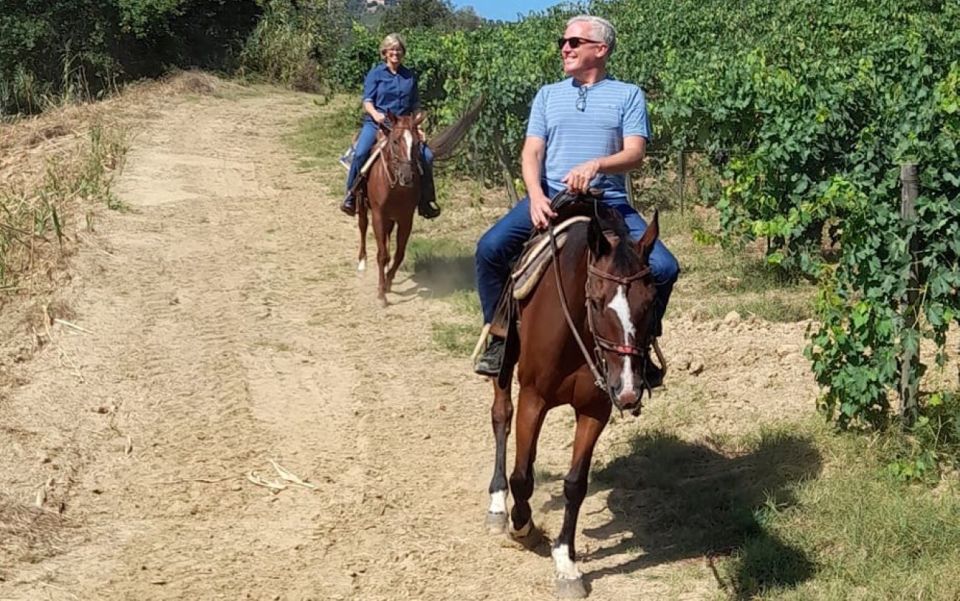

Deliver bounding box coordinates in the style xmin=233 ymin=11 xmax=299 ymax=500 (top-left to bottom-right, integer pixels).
xmin=340 ymin=191 xmax=356 ymax=216
xmin=474 ymin=335 xmax=505 ymax=377
xmin=418 ymin=161 xmax=441 ymax=219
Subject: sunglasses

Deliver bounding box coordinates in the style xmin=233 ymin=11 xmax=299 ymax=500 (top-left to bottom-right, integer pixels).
xmin=557 ymin=36 xmax=602 ymax=50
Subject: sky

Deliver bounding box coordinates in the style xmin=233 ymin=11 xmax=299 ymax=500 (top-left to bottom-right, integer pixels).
xmin=452 ymin=0 xmax=561 ymax=22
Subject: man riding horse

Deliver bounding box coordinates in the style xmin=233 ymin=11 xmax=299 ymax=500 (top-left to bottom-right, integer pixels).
xmin=474 ymin=15 xmax=680 ymax=383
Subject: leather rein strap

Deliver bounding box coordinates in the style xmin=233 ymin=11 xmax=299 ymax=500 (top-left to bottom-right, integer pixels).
xmin=548 ymin=222 xmax=606 ymax=390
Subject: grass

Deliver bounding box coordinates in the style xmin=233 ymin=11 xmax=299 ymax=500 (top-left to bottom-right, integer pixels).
xmin=285 ymin=96 xmax=358 ymax=196
xmin=658 ymin=209 xmax=818 ymax=323
xmin=590 ymin=417 xmax=960 ymax=600
xmin=1 ymin=121 xmax=128 ymax=290
xmin=431 ymin=322 xmax=478 ymax=357
xmin=406 ymin=238 xmax=483 ymax=357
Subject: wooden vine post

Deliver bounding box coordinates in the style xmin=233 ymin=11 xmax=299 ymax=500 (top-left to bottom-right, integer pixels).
xmin=899 ymin=163 xmax=920 ymax=425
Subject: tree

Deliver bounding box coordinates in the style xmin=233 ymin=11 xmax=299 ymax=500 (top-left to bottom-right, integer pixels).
xmin=379 ymin=0 xmax=454 ymax=31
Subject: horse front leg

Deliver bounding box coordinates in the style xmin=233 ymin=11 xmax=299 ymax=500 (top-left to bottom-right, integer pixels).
xmin=509 ymin=387 xmax=547 ymax=540
xmin=552 ymin=403 xmax=611 ymax=599
xmin=486 ymin=378 xmax=513 ymax=533
xmin=372 ymin=214 xmax=391 ymax=306
xmin=357 ymin=198 xmax=368 ymax=272
xmin=385 ymin=212 xmax=412 ymax=293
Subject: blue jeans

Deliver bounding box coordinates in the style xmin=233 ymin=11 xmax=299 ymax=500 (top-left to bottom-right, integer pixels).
xmin=345 ymin=120 xmax=434 ymax=195
xmin=475 ymin=195 xmax=680 ymax=333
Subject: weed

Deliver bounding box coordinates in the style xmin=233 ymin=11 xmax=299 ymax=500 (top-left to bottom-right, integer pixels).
xmin=0 ymin=121 xmax=128 ymax=289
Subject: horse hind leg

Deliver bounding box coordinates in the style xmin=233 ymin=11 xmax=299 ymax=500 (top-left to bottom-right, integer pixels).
xmin=357 ymin=199 xmax=368 ymax=272
xmin=485 ymin=379 xmax=513 ymax=534
xmin=551 ymin=405 xmax=611 ymax=599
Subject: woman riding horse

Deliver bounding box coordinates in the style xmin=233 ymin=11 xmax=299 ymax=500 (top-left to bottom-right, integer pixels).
xmin=340 ymin=33 xmax=441 ymax=220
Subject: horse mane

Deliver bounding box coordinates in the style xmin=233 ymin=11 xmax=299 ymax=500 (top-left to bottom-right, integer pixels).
xmin=553 ymin=197 xmax=641 ymax=270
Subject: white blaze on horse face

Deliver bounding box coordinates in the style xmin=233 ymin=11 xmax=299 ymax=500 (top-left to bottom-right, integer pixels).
xmin=402 ymin=129 xmax=414 ymax=159
xmin=489 ymin=490 xmax=507 ymax=514
xmin=608 ymin=284 xmax=636 ymax=395
xmin=552 ymin=544 xmax=582 ymax=580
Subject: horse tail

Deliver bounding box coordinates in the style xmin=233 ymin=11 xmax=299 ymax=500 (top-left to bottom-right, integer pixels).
xmin=428 ymin=94 xmax=484 ymax=161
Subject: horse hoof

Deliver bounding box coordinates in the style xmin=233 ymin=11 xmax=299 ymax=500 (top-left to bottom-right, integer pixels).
xmin=357 ymin=259 xmax=366 ymax=272
xmin=555 ymin=577 xmax=588 ymax=599
xmin=484 ymin=511 xmax=508 ymax=534
xmin=500 ymin=521 xmax=544 ymax=550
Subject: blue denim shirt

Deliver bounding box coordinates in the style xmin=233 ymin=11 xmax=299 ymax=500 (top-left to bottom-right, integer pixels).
xmin=362 ymin=63 xmax=419 ymax=122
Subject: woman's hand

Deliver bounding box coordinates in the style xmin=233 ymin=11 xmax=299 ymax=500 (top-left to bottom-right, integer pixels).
xmin=562 ymin=158 xmax=601 ymax=193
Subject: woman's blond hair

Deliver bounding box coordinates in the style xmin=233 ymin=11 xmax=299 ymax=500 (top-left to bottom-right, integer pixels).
xmin=380 ymin=33 xmax=407 ymax=56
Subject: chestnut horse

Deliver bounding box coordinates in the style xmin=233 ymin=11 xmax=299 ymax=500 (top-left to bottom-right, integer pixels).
xmin=486 ymin=198 xmax=660 ymax=598
xmin=356 ymin=112 xmax=425 ymax=305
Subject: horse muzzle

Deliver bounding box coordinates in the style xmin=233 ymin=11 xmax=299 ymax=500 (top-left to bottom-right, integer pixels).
xmin=608 ymin=382 xmax=641 ymax=414
xmin=397 ymin=163 xmax=416 ymax=187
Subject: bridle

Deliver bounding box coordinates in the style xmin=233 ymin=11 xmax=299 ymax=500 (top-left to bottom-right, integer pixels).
xmin=378 ymin=121 xmax=420 ymax=189
xmin=548 ymin=216 xmax=656 ymax=411
xmin=585 ymin=262 xmax=651 ymax=359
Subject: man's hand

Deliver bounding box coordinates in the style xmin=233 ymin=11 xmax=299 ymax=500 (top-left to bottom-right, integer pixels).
xmin=562 ymin=158 xmax=601 ymax=193
xmin=372 ymin=111 xmax=386 ymax=125
xmin=529 ymin=191 xmax=556 ymax=230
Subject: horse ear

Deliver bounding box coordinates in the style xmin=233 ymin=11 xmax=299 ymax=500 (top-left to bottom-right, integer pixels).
xmin=635 ymin=210 xmax=659 ymax=264
xmin=588 ymin=218 xmax=612 ymax=257
xmin=414 ymin=111 xmax=426 ymax=126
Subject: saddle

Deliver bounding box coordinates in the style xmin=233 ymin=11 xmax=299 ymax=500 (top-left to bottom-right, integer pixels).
xmin=510 ymin=215 xmax=591 ymax=300
xmin=490 ymin=190 xmax=603 ymax=388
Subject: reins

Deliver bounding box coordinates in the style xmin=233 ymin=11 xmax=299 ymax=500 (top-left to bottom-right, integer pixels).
xmin=548 ymin=223 xmax=606 ymax=390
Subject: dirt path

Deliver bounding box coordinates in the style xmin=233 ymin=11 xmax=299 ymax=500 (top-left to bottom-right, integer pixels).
xmin=0 ymin=85 xmax=818 ymax=600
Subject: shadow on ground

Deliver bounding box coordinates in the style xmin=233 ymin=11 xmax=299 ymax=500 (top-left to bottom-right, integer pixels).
xmin=542 ymin=430 xmax=821 ymax=598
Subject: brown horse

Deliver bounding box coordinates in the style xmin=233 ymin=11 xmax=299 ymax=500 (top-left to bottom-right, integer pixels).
xmin=486 ymin=199 xmax=660 ymax=598
xmin=354 ymin=96 xmax=484 ymax=305
xmin=357 ymin=112 xmax=424 ymax=305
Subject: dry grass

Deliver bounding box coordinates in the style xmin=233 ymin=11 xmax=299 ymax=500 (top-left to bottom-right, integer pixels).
xmin=0 ymin=72 xmax=244 ymax=305
xmin=0 ymin=494 xmax=78 ymax=568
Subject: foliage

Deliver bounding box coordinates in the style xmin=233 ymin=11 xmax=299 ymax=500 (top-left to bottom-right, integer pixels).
xmin=240 ymin=0 xmax=325 ymax=91
xmin=0 ymin=0 xmax=261 ymax=116
xmin=379 ymin=0 xmax=482 ymax=33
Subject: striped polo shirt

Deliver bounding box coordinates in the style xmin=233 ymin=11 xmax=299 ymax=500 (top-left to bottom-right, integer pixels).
xmin=526 ymin=77 xmax=651 ymax=201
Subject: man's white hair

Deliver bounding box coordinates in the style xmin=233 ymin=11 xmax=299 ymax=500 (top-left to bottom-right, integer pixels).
xmin=566 ymin=15 xmax=616 ymax=54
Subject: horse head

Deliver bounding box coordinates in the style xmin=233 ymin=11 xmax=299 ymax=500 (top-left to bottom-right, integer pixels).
xmin=584 ymin=209 xmax=659 ymax=413
xmin=380 ymin=112 xmax=424 ymax=188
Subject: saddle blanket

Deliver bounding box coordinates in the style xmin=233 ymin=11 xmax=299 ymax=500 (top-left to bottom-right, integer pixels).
xmin=511 ymin=216 xmax=591 ymax=300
